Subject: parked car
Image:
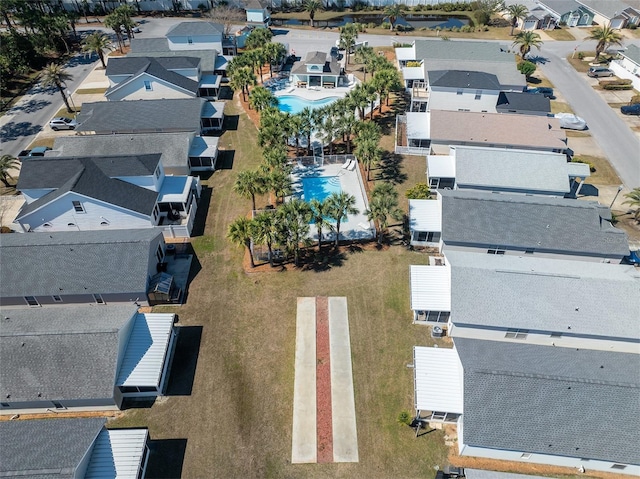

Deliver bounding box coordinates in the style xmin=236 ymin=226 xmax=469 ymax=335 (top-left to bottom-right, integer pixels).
xmin=587 ymin=66 xmax=614 ymax=78
xmin=527 ymin=87 xmax=555 ymax=99
xmin=621 ymin=103 xmax=640 ymax=115
xmin=17 ymin=146 xmax=51 ymax=160
xmin=49 ymin=117 xmax=77 ymax=131
xmin=555 ymin=112 xmax=587 ymax=130
xmin=622 ymin=250 xmax=640 ymax=266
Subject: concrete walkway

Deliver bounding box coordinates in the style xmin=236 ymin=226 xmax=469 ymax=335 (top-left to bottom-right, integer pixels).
xmin=291 ymin=297 xmax=359 ymax=464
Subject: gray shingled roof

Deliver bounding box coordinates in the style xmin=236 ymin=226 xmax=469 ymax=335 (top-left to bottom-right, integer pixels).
xmin=16 ymin=155 xmax=160 ymax=218
xmin=105 ymin=58 xmax=199 ymax=98
xmin=128 ymin=49 xmax=218 ymax=72
xmin=166 ymin=21 xmax=223 ymax=37
xmin=291 ymin=51 xmax=340 ymax=75
xmin=577 ymin=0 xmax=635 ymax=18
xmin=76 ymin=98 xmax=204 ymax=134
xmin=414 ymin=40 xmax=513 ymax=63
xmin=51 ymin=133 xmax=193 ymax=171
xmin=0 ymin=229 xmax=161 ymax=298
xmin=106 ymin=56 xmax=200 ymax=76
xmin=129 ymin=37 xmax=170 ymax=53
xmin=0 ymin=305 xmax=137 ymax=403
xmin=0 ymin=417 xmax=105 ymax=479
xmin=440 ymin=190 xmax=629 ymax=257
xmin=538 ymin=0 xmax=582 ymax=15
xmin=446 ymin=251 xmax=640 ymax=339
xmin=496 ymin=91 xmax=551 ymax=113
xmin=425 ymin=59 xmax=525 ymax=89
xmin=622 ymin=44 xmax=640 ymax=65
xmin=456 ymin=338 xmax=640 ymax=464
xmin=428 ymin=70 xmax=501 ymax=90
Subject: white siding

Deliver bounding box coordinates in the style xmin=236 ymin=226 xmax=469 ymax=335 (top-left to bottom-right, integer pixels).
xmin=247 ymin=9 xmax=268 ymax=23
xmin=106 ymin=74 xmax=195 ymax=101
xmin=414 ymin=346 xmax=463 ymax=413
xmin=167 ymin=35 xmax=222 ymax=52
xmin=410 ymin=264 xmax=451 ymax=311
xmin=428 ymin=88 xmax=500 ymax=113
xmin=170 ymin=67 xmax=200 ymax=81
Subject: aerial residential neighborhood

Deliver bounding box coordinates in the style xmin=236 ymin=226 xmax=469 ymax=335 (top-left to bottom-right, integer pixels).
xmin=0 ymin=0 xmax=639 ymax=478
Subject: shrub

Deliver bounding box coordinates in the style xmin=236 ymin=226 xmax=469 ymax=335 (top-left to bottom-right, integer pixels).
xmin=600 ymin=79 xmax=633 ymax=90
xmin=572 ymin=157 xmax=596 ymax=173
xmin=630 ymin=94 xmax=640 ymax=104
xmin=460 ymin=25 xmax=473 ymax=33
xmin=406 ymin=183 xmax=431 ymax=199
xmin=406 ymin=61 xmax=422 ymax=67
xmin=628 ymin=23 xmax=637 ymax=30
xmin=473 ymin=9 xmax=491 ymax=26
xmin=380 ymin=21 xmax=391 ymax=29
xmin=577 ymin=51 xmax=585 ymax=60
xmin=398 ymin=410 xmax=413 ymax=426
xmin=517 ymin=60 xmax=537 ymax=77
xmin=367 ymin=22 xmax=376 ymax=29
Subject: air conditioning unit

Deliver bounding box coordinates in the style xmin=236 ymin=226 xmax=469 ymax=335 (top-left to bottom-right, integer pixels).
xmin=431 ymin=326 xmax=444 ymax=338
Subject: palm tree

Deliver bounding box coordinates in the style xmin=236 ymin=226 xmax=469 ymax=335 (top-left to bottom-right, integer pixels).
xmin=354 ymin=46 xmax=375 ymax=81
xmin=249 ymin=86 xmax=277 ymax=112
xmin=336 ymin=110 xmax=358 ymax=153
xmin=234 ymin=169 xmax=266 ymax=211
xmin=384 ymin=3 xmax=405 ymax=31
xmin=354 ymin=138 xmax=382 ymax=181
xmin=262 ymin=145 xmax=288 ymax=172
xmin=268 ymin=169 xmax=293 ymax=205
xmin=511 ymin=30 xmax=543 ymax=58
xmin=227 ymin=216 xmax=256 ymax=268
xmin=0 ymin=155 xmax=20 ymax=187
xmin=588 ymin=24 xmax=623 ymax=60
xmin=347 ymin=83 xmax=370 ymax=121
xmin=104 ymin=12 xmax=124 ymax=52
xmin=622 ymin=187 xmax=640 ymax=221
xmin=304 ymin=0 xmax=322 ymax=28
xmin=366 ymin=189 xmax=402 ymax=245
xmin=338 ymin=23 xmax=359 ymax=66
xmin=278 ymin=199 xmax=312 ymax=267
xmin=506 ymin=4 xmax=529 ymax=36
xmin=252 ymin=211 xmax=279 ymax=266
xmin=81 ymin=32 xmax=113 ymax=69
xmin=372 ymin=68 xmax=401 ymax=109
xmin=229 ymin=66 xmax=256 ymax=102
xmin=298 ymin=107 xmax=315 ymax=156
xmin=41 ymin=63 xmax=73 ymax=113
xmin=321 ymin=115 xmax=339 ymax=155
xmin=327 ymin=191 xmax=359 ymax=248
xmin=264 ymin=41 xmax=287 ymax=78
xmin=309 ymin=198 xmax=332 ymax=252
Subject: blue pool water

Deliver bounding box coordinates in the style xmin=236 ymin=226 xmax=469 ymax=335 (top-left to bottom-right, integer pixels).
xmin=278 ymin=95 xmax=340 ymax=115
xmin=302 ymin=176 xmax=341 ymax=203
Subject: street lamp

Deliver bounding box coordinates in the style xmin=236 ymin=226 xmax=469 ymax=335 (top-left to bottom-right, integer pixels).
xmin=66 ymin=90 xmax=77 ymax=116
xmin=609 ymin=185 xmax=624 ymax=209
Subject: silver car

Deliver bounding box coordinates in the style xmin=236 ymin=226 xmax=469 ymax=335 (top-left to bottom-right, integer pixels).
xmin=587 ymin=67 xmax=614 ymax=78
xmin=49 ymin=117 xmax=77 ymax=131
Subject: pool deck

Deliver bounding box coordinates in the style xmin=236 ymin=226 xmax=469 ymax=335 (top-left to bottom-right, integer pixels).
xmin=291 ymin=160 xmax=374 ymax=242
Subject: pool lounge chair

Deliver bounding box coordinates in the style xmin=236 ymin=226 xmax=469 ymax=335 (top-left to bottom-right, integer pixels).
xmin=342 ymin=158 xmax=352 ymax=169
xmin=347 ymin=159 xmax=357 ymax=171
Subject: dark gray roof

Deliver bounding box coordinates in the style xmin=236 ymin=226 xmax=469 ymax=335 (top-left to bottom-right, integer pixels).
xmin=0 ymin=229 xmax=161 ymax=298
xmin=128 ymin=49 xmax=218 ymax=72
xmin=496 ymin=91 xmax=551 ymax=113
xmin=428 ymin=70 xmax=501 ymax=90
xmin=166 ymin=21 xmax=224 ymax=37
xmin=291 ymin=51 xmax=340 ymax=75
xmin=538 ymin=0 xmax=582 ymax=15
xmin=306 ymin=51 xmax=328 ymax=65
xmin=105 ymin=58 xmax=199 ymax=97
xmin=106 ymin=56 xmax=200 ymax=76
xmin=440 ymin=190 xmax=629 ymax=257
xmin=0 ymin=305 xmax=136 ymax=403
xmin=414 ymin=40 xmax=513 ymax=63
xmin=0 ymin=417 xmax=105 ymax=478
xmin=129 ymin=37 xmax=171 ymax=53
xmin=456 ymin=338 xmax=640 ymax=464
xmin=245 ymin=0 xmax=267 ymax=9
xmin=16 ymin=155 xmax=160 ymax=217
xmin=76 ymin=99 xmax=204 ymax=134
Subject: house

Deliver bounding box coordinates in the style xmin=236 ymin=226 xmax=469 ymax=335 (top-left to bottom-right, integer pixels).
xmin=0 ymin=304 xmax=177 ymax=412
xmin=610 ymin=44 xmax=640 ymax=90
xmin=291 ymin=51 xmax=346 ymax=89
xmin=76 ymin=98 xmax=225 ymax=134
xmin=520 ymin=6 xmax=559 ymax=30
xmin=409 ymin=190 xmax=629 ymax=262
xmin=441 ymin=251 xmax=639 ymax=351
xmin=426 ymin=145 xmax=589 ymax=195
xmin=537 ymin=0 xmax=595 ymax=26
xmin=576 ymin=0 xmax=640 ymax=28
xmin=398 ymin=110 xmax=567 ymax=154
xmin=0 ymin=417 xmax=150 ymax=478
xmin=165 ymin=21 xmax=237 ymax=56
xmin=51 ymin=132 xmax=219 ymax=175
xmin=495 ymin=91 xmax=551 ymax=116
xmin=14 ymin=153 xmax=201 ymax=237
xmin=413 ymin=339 xmax=640 ymax=475
xmin=245 ymin=0 xmax=271 ymax=26
xmin=128 ymin=45 xmax=229 ymax=77
xmin=0 ymin=229 xmax=187 ymax=307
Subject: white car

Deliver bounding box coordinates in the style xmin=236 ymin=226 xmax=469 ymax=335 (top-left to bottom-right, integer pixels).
xmin=49 ymin=117 xmax=77 ymax=131
xmin=555 ymin=113 xmax=587 ymax=130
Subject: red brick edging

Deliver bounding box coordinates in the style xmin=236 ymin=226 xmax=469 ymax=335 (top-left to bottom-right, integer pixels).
xmin=316 ymin=296 xmax=333 ymax=463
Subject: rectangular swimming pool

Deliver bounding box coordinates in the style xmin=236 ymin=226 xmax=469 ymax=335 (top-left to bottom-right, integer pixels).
xmin=302 ymin=176 xmax=341 ymax=203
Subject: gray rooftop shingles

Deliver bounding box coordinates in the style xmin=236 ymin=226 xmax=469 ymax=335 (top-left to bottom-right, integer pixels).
xmin=129 ymin=37 xmax=170 ymax=53
xmin=446 ymin=251 xmax=640 ymax=339
xmin=0 ymin=229 xmax=161 ymax=298
xmin=425 ymin=59 xmax=525 ymax=88
xmin=106 ymin=56 xmax=200 ymax=76
xmin=128 ymin=49 xmax=218 ymax=72
xmin=76 ymin=98 xmax=204 ymax=134
xmin=414 ymin=40 xmax=513 ymax=63
xmin=496 ymin=91 xmax=551 ymax=113
xmin=622 ymin=44 xmax=640 ymax=65
xmin=428 ymin=70 xmax=501 ymax=90
xmin=440 ymin=190 xmax=629 ymax=257
xmin=166 ymin=21 xmax=223 ymax=37
xmin=0 ymin=417 xmax=105 ymax=478
xmin=106 ymin=58 xmax=199 ymax=97
xmin=456 ymin=338 xmax=640 ymax=464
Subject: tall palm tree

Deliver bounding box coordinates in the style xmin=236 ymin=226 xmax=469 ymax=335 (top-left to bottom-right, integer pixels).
xmin=506 ymin=4 xmax=529 ymax=36
xmin=103 ymin=12 xmax=124 ymax=52
xmin=298 ymin=108 xmax=315 ymax=156
xmin=321 ymin=115 xmax=339 ymax=155
xmin=384 ymin=3 xmax=405 ymax=31
xmin=588 ymin=24 xmax=623 ymax=60
xmin=622 ymin=187 xmax=640 ymax=221
xmin=264 ymin=41 xmax=287 ymax=78
xmin=304 ymin=0 xmax=322 ymax=28
xmin=347 ymin=83 xmax=370 ymax=121
xmin=366 ymin=190 xmax=402 ymax=245
xmin=262 ymin=145 xmax=288 ymax=172
xmin=372 ymin=68 xmax=401 ymax=109
xmin=234 ymin=169 xmax=266 ymax=211
xmin=227 ymin=216 xmax=256 ymax=268
xmin=511 ymin=30 xmax=543 ymax=58
xmin=327 ymin=191 xmax=359 ymax=248
xmin=336 ymin=110 xmax=357 ymax=154
xmin=229 ymin=66 xmax=256 ymax=102
xmin=0 ymin=155 xmax=20 ymax=187
xmin=309 ymin=198 xmax=332 ymax=252
xmin=278 ymin=199 xmax=312 ymax=267
xmin=249 ymin=86 xmax=277 ymax=112
xmin=354 ymin=46 xmax=375 ymax=81
xmin=252 ymin=211 xmax=279 ymax=266
xmin=81 ymin=32 xmax=113 ymax=69
xmin=41 ymin=63 xmax=73 ymax=113
xmin=338 ymin=23 xmax=359 ymax=66
xmin=354 ymin=138 xmax=382 ymax=181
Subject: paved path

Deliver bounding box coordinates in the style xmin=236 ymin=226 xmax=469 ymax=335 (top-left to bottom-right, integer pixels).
xmin=291 ymin=296 xmax=358 ymax=464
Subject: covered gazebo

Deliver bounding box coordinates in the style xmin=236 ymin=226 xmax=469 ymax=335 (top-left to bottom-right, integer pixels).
xmin=290 ymin=51 xmax=343 ymax=89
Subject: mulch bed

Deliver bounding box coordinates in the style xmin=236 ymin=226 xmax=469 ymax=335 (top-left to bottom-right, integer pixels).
xmin=315 ymin=296 xmax=333 ymax=463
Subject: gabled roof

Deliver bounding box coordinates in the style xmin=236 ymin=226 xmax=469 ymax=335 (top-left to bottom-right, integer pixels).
xmin=76 ymin=98 xmax=204 ymax=134
xmin=0 ymin=229 xmax=161 ymax=298
xmin=622 ymin=44 xmax=640 ymax=66
xmin=16 ymin=155 xmax=160 ymax=218
xmin=576 ymin=0 xmax=639 ymax=18
xmin=425 ymin=59 xmax=525 ymax=88
xmin=456 ymin=338 xmax=640 ymax=464
xmin=0 ymin=418 xmax=105 ymax=479
xmin=428 ymin=70 xmax=501 ymax=90
xmin=440 ymin=189 xmax=629 ymax=257
xmin=105 ymin=62 xmax=199 ymax=98
xmin=0 ymin=305 xmax=137 ymax=403
xmin=446 ymin=251 xmax=640 ymax=339
xmin=537 ymin=0 xmax=583 ymax=16
xmin=106 ymin=56 xmax=200 ymax=76
xmin=245 ymin=0 xmax=268 ymax=9
xmin=129 ymin=37 xmax=170 ymax=53
xmin=496 ymin=91 xmax=551 ymax=113
xmin=166 ymin=21 xmax=224 ymax=37
xmin=291 ymin=51 xmax=340 ymax=75
xmin=128 ymin=49 xmax=219 ymax=72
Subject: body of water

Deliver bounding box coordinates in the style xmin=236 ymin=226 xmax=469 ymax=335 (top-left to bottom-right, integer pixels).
xmin=302 ymin=176 xmax=342 ymax=203
xmin=272 ymin=14 xmax=469 ymax=29
xmin=278 ymin=95 xmax=340 ymax=115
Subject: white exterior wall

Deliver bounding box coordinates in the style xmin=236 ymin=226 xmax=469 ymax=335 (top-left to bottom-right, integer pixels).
xmin=108 ymin=74 xmax=133 ymax=86
xmin=170 ymin=67 xmax=200 ymax=81
xmin=107 ymin=75 xmax=195 ymax=101
xmin=21 ymin=188 xmax=55 ymax=203
xmin=19 ymin=192 xmax=153 ymax=232
xmin=458 ymin=443 xmax=640 ymax=476
xmin=448 ymin=323 xmax=638 ymax=354
xmin=246 ymin=9 xmax=268 ymax=23
xmin=428 ymin=87 xmax=499 ymax=113
xmin=167 ymin=35 xmax=222 ymax=52
xmin=609 ymin=60 xmax=640 ymax=91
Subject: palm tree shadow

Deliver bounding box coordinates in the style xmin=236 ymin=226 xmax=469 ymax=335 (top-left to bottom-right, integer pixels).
xmin=375 ymin=153 xmax=408 ymax=185
xmin=301 ymin=249 xmax=347 ymax=271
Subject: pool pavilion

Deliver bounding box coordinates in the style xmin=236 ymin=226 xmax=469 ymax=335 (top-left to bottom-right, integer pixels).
xmin=291 ymin=51 xmax=346 ymax=89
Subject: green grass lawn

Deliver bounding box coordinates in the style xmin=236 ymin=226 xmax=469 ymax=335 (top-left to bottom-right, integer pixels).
xmin=544 ymin=28 xmax=575 ymax=41
xmin=76 ymin=87 xmax=108 ymax=95
xmin=110 ymin=97 xmax=449 ymax=478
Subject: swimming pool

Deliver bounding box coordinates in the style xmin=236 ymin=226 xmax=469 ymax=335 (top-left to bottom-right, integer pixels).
xmin=278 ymin=95 xmax=341 ymax=115
xmin=302 ymin=176 xmax=341 ymax=203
